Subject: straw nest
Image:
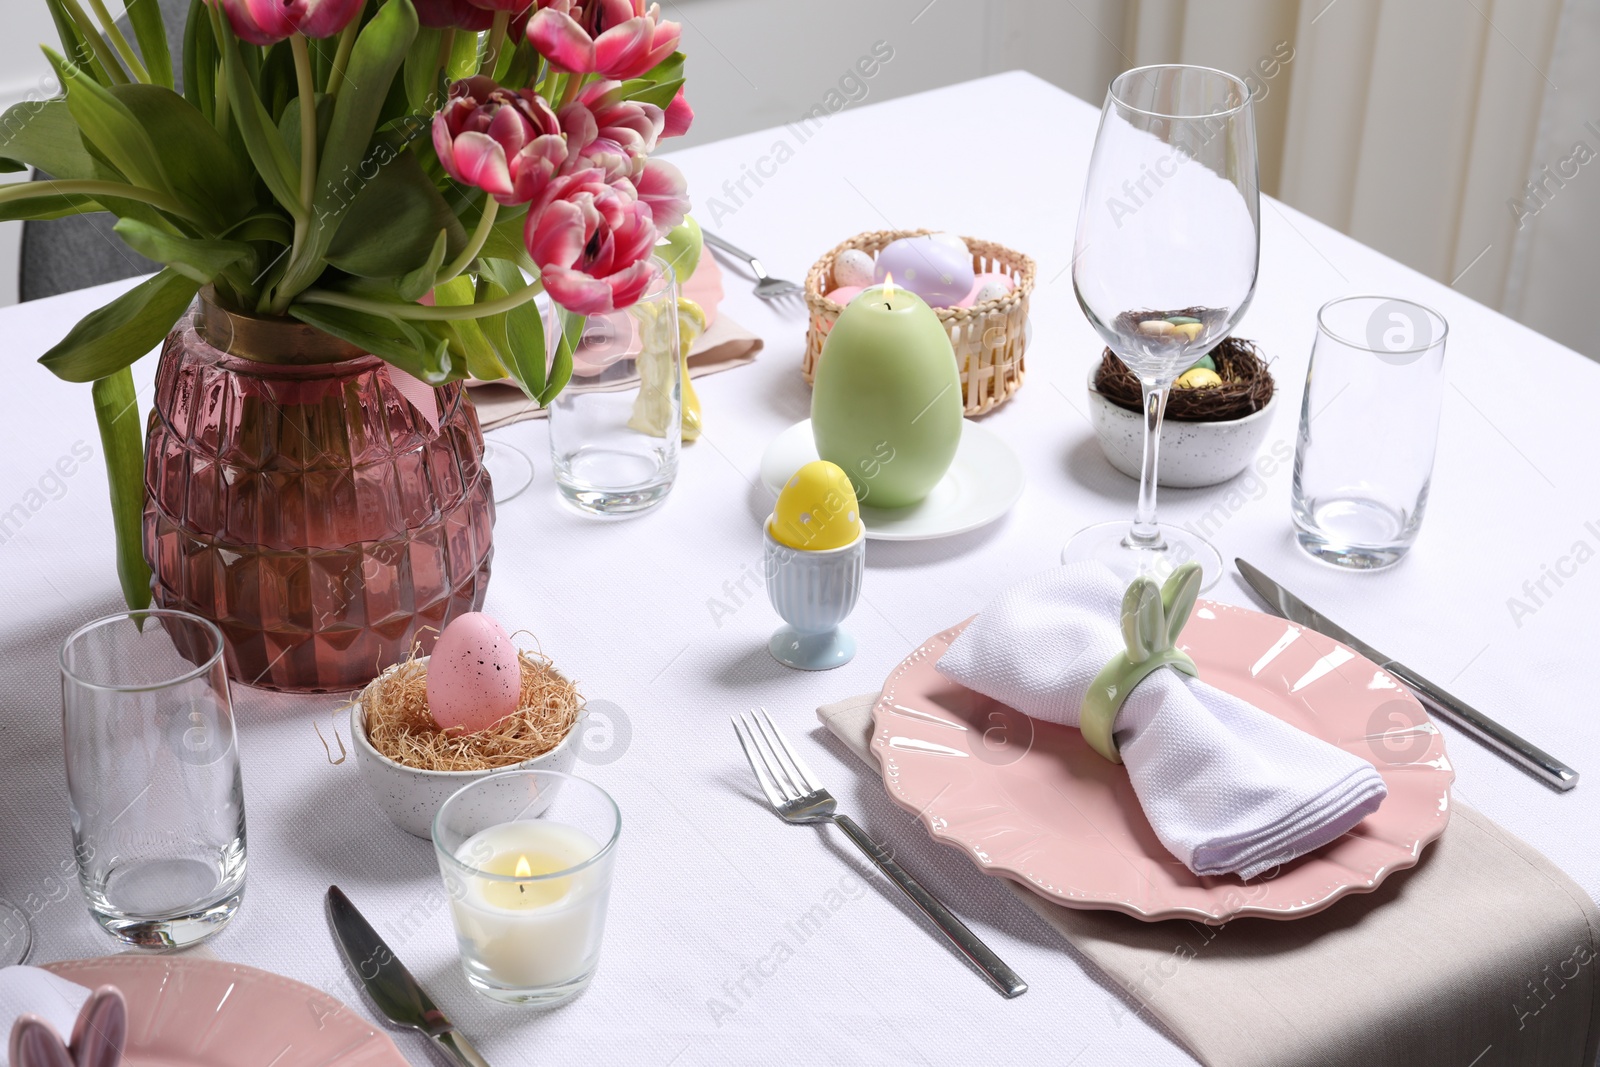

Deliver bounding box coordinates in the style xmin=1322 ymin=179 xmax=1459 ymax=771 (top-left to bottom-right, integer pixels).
xmin=1095 ymin=334 xmax=1275 ymax=423
xmin=356 ymin=647 xmax=583 ymax=772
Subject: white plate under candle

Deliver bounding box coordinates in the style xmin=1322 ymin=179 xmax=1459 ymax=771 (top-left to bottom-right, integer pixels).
xmin=759 ymin=418 xmax=1024 ymax=541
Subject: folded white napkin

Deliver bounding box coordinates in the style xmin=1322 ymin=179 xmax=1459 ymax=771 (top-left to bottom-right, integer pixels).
xmin=0 ymin=967 xmax=89 ymax=1067
xmin=935 ymin=563 xmax=1388 ymax=879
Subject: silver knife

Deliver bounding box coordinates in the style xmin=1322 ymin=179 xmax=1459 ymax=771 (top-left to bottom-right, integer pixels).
xmin=1235 ymin=559 xmax=1579 ymax=793
xmin=327 ymin=886 xmax=491 ymax=1067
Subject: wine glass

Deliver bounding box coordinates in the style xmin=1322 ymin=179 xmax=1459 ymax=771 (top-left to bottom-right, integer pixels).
xmin=1064 ymin=64 xmax=1260 ymax=589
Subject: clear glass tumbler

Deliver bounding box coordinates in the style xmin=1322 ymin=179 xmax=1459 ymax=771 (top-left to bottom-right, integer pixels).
xmin=547 ymin=258 xmax=681 ymax=516
xmin=433 ymin=770 xmax=620 ymax=1006
xmin=1291 ymin=296 xmax=1449 ymax=568
xmin=60 ymin=610 xmax=247 ymax=948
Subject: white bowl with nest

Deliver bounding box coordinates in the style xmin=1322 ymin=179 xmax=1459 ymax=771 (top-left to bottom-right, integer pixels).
xmin=1087 ymin=365 xmax=1279 ymax=488
xmin=350 ymin=655 xmax=582 ymax=839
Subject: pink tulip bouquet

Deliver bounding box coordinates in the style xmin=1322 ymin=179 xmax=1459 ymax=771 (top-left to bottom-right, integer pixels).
xmin=0 ymin=0 xmax=691 ymax=607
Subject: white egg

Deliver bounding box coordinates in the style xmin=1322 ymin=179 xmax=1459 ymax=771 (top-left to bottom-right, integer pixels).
xmin=832 ymin=248 xmax=876 ymax=289
xmin=973 ymin=280 xmax=1011 ymax=303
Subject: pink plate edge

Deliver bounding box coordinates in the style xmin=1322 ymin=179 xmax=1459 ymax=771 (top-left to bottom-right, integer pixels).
xmin=42 ymin=955 xmax=409 ymax=1065
xmin=869 ymin=602 xmax=1455 ymax=924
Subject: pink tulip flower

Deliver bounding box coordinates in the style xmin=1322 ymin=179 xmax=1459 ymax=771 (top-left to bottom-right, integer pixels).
xmin=433 ymin=77 xmax=569 ymax=205
xmin=558 ymin=80 xmax=664 ymax=183
xmin=525 ymin=169 xmax=659 ymax=314
xmin=662 ymin=86 xmax=693 ymax=138
xmin=414 ymin=0 xmax=494 ymax=30
xmin=526 ymin=0 xmax=681 ymax=80
xmin=212 ymin=0 xmax=285 ymax=45
xmin=464 ymin=0 xmax=535 ymax=9
xmin=240 ymin=0 xmax=365 ymax=40
xmin=634 ymin=158 xmax=688 ymax=231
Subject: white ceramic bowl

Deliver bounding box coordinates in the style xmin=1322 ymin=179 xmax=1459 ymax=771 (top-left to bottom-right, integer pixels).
xmin=350 ymin=656 xmax=580 ymax=839
xmin=1086 ymin=366 xmax=1279 ymax=488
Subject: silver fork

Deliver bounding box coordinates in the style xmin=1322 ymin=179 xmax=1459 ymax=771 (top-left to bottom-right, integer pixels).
xmin=732 ymin=708 xmax=1028 ymax=998
xmin=702 ymin=231 xmax=804 ymax=300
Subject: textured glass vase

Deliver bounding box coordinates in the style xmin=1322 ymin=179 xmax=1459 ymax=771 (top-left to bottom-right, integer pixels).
xmin=143 ymin=295 xmax=495 ymax=693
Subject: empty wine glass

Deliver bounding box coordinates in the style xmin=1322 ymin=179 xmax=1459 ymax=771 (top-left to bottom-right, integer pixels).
xmin=1064 ymin=64 xmax=1261 ymax=589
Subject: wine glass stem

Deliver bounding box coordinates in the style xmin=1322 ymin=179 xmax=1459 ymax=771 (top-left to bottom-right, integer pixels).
xmin=1131 ymin=381 xmax=1169 ymax=548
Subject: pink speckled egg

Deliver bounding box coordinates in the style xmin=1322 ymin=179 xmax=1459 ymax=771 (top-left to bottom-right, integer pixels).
xmin=873 ymin=235 xmax=974 ymax=309
xmin=825 ymin=285 xmax=864 ymax=306
xmin=426 ymin=612 xmax=521 ymax=733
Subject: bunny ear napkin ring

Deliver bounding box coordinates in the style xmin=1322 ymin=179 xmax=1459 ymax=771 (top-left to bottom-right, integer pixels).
xmin=1079 ymin=563 xmax=1203 ymax=764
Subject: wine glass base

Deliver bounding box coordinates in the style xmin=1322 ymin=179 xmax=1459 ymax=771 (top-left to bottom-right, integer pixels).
xmin=1060 ymin=520 xmax=1223 ymax=591
xmin=0 ymin=899 xmax=32 ymax=965
xmin=482 ymin=440 xmax=535 ymax=504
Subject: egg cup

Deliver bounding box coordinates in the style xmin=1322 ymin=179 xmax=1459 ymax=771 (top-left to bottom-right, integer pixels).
xmin=763 ymin=514 xmax=865 ymax=670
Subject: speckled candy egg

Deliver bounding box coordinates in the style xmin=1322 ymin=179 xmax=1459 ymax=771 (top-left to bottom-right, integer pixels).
xmin=426 ymin=612 xmax=521 ymax=733
xmin=873 ymin=235 xmax=975 ymax=309
xmin=832 ymin=248 xmax=876 ymax=289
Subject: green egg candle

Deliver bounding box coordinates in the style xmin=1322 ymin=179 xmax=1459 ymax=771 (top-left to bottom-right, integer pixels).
xmin=811 ymin=280 xmax=963 ymax=508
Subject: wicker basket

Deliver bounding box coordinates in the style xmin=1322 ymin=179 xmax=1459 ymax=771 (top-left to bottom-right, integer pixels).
xmin=803 ymin=229 xmax=1035 ymax=417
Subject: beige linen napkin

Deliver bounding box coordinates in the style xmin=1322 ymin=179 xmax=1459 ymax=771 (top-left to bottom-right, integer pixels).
xmin=466 ymin=313 xmax=764 ymax=432
xmin=820 ymin=692 xmax=1600 ymax=1067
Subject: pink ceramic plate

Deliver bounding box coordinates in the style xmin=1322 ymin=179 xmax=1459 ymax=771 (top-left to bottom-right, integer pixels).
xmin=42 ymin=956 xmax=407 ymax=1066
xmin=872 ymin=600 xmax=1454 ymax=923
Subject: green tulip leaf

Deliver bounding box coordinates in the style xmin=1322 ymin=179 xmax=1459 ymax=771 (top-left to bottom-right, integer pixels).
xmin=323 ymin=146 xmax=466 ymax=278
xmin=0 ymin=99 xmax=100 ymax=179
xmin=40 ymin=268 xmax=200 ymax=383
xmin=109 ymin=83 xmax=255 ymax=229
xmin=287 ymin=302 xmax=460 ymax=385
xmin=621 ymin=77 xmax=683 ymax=110
xmin=0 ymin=191 xmax=105 ymax=221
xmin=305 ymin=0 xmax=418 ymax=256
xmin=394 ymin=229 xmax=450 ymax=302
xmin=181 ymin=0 xmax=219 ymax=119
xmin=214 ymin=11 xmax=302 ymax=219
xmin=91 ymin=367 xmax=151 ymax=611
xmin=46 ymin=47 xmax=169 ymax=194
xmin=480 ymin=204 xmax=536 ymax=274
xmin=475 ymin=258 xmax=546 ymax=398
xmin=113 ymin=219 xmax=254 ymax=284
xmin=43 ymin=0 xmax=113 ymax=86
xmin=126 ymin=0 xmax=174 ymax=90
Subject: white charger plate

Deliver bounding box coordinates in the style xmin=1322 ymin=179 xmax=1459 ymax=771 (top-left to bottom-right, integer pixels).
xmin=758 ymin=418 xmax=1024 ymax=541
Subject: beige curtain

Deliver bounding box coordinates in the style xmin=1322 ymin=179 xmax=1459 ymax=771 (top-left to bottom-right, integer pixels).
xmin=1032 ymin=0 xmax=1598 ymax=359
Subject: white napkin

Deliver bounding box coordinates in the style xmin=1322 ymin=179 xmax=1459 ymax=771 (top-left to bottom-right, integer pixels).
xmin=934 ymin=563 xmax=1388 ymax=879
xmin=0 ymin=967 xmax=89 ymax=1066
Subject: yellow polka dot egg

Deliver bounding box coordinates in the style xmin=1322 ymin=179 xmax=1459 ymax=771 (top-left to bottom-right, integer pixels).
xmin=771 ymin=461 xmax=863 ymax=551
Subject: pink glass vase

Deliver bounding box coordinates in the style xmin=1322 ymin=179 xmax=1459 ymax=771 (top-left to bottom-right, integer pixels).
xmin=143 ymin=295 xmax=495 ymax=693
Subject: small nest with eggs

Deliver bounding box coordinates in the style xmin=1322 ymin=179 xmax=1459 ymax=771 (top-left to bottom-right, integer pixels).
xmin=356 ymin=646 xmax=583 ymax=772
xmin=1095 ymin=330 xmax=1275 ymax=423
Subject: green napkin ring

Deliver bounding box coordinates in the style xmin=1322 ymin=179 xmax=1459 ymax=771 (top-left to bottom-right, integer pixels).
xmin=1080 ymin=563 xmax=1204 ymax=764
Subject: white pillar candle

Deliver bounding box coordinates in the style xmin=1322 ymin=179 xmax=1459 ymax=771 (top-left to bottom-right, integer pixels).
xmin=450 ymin=821 xmax=606 ymax=989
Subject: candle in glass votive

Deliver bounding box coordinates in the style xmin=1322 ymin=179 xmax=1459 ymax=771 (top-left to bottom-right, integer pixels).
xmin=434 ymin=771 xmax=621 ymax=1006
xmin=450 ymin=822 xmax=606 ymax=990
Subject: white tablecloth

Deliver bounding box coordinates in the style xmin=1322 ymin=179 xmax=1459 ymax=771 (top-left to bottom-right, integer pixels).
xmin=1 ymin=71 xmax=1595 ymax=1066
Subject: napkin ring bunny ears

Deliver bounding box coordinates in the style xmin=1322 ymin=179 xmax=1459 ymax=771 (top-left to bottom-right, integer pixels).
xmin=1080 ymin=563 xmax=1202 ymax=764
xmin=9 ymin=985 xmax=126 ymax=1067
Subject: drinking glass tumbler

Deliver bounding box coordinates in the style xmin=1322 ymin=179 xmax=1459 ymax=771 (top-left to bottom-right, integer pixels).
xmin=433 ymin=770 xmax=621 ymax=1006
xmin=61 ymin=610 xmax=246 ymax=948
xmin=547 ymin=257 xmax=681 ymax=516
xmin=1291 ymin=296 xmax=1449 ymax=568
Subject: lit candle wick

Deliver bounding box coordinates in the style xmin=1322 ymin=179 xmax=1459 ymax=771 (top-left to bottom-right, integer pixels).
xmin=515 ymin=854 xmax=531 ymax=894
xmin=882 ymin=272 xmax=897 ymax=301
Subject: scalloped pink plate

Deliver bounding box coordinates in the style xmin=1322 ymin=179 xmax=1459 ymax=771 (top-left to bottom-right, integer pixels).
xmin=42 ymin=956 xmax=407 ymax=1066
xmin=871 ymin=600 xmax=1454 ymax=923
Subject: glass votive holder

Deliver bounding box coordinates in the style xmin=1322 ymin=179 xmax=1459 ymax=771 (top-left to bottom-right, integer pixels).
xmin=433 ymin=771 xmax=620 ymax=1005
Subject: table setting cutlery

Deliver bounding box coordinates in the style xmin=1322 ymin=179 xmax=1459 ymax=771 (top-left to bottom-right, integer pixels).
xmin=731 ymin=709 xmax=1027 ymax=998
xmin=703 ymin=231 xmax=805 ymax=300
xmin=1235 ymin=558 xmax=1579 ymax=792
xmin=328 ymin=887 xmax=492 ymax=1067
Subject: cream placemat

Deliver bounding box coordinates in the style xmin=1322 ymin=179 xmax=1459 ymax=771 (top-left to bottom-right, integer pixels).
xmin=466 ymin=313 xmax=764 ymax=431
xmin=820 ymin=691 xmax=1600 ymax=1067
